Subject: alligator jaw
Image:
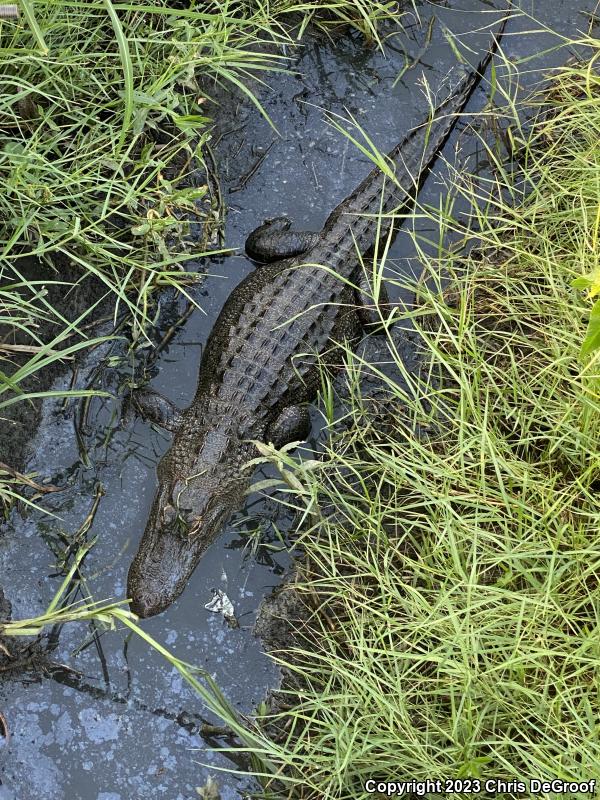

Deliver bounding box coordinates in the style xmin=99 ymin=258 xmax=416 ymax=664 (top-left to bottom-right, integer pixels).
xmin=127 ymin=498 xmax=233 ymax=618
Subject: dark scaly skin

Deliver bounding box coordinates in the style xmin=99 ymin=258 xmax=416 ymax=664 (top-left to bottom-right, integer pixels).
xmin=245 ymin=217 xmax=320 ymax=262
xmin=128 ymin=28 xmax=507 ymax=618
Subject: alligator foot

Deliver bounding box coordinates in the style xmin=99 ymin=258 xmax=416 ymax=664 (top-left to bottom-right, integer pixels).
xmin=245 ymin=217 xmax=319 ymax=263
xmin=127 ymin=387 xmax=183 ymax=432
xmin=265 ymin=404 xmax=311 ymax=449
xmin=355 ymin=270 xmax=390 ymax=333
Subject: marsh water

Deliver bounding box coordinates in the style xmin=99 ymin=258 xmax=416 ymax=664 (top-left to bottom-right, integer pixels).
xmin=0 ymin=2 xmax=595 ymax=798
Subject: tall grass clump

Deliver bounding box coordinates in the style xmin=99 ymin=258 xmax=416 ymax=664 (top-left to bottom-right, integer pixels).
xmin=241 ymin=52 xmax=600 ymax=798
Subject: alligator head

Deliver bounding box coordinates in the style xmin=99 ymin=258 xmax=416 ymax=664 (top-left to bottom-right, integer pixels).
xmin=127 ymin=431 xmax=250 ymax=618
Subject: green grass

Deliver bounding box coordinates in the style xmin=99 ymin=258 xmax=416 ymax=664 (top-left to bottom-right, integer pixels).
xmin=0 ymin=0 xmax=409 ymax=781
xmin=0 ymin=0 xmax=405 ymax=365
xmin=234 ymin=49 xmax=600 ymax=799
xmin=0 ymin=0 xmax=404 ymax=346
xmin=7 ymin=7 xmax=600 ymax=797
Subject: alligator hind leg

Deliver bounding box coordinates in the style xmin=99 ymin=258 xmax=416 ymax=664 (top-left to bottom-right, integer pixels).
xmin=265 ymin=404 xmax=311 ymax=449
xmin=127 ymin=387 xmax=183 ymax=432
xmin=355 ymin=270 xmax=390 ymax=333
xmin=245 ymin=217 xmax=319 ymax=263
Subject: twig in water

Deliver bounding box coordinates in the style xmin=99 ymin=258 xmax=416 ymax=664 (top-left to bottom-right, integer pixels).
xmin=0 ymin=710 xmax=9 ymax=744
xmin=0 ymin=344 xmax=73 ymax=358
xmin=229 ymin=141 xmax=275 ymax=194
xmin=155 ymin=301 xmax=196 ymax=357
xmin=203 ymin=140 xmax=225 ymax=245
xmin=393 ymin=15 xmax=436 ymax=86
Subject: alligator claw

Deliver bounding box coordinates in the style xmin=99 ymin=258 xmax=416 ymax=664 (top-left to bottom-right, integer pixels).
xmin=245 ymin=217 xmax=319 ymax=263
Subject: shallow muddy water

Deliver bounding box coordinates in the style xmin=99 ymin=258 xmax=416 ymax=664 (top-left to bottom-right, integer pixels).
xmin=0 ymin=2 xmax=595 ymax=798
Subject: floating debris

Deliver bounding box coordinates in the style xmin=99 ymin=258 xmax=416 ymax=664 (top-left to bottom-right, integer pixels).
xmin=196 ymin=776 xmax=221 ymax=800
xmin=204 ymin=589 xmax=239 ymax=628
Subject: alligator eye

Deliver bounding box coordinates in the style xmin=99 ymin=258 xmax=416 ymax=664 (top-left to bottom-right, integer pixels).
xmin=162 ymin=503 xmax=177 ymax=524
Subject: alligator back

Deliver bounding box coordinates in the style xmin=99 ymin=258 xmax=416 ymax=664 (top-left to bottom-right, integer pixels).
xmin=183 ymin=49 xmax=502 ymax=442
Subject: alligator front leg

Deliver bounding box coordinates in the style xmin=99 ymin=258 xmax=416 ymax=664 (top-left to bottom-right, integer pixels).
xmin=127 ymin=387 xmax=183 ymax=432
xmin=265 ymin=404 xmax=311 ymax=449
xmin=355 ymin=271 xmax=390 ymax=333
xmin=245 ymin=217 xmax=320 ymax=263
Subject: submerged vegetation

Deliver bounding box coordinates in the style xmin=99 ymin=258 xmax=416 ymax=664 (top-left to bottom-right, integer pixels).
xmin=238 ymin=51 xmax=600 ymax=798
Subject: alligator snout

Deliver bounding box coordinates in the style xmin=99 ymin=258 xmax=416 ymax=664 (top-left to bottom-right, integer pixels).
xmin=127 ymin=491 xmax=234 ymax=618
xmin=128 ymin=530 xmax=201 ymax=618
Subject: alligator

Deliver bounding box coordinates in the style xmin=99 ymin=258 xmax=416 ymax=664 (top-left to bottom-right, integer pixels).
xmin=127 ymin=21 xmax=507 ymax=618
